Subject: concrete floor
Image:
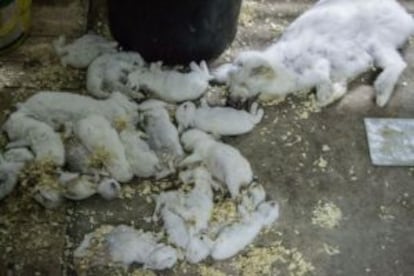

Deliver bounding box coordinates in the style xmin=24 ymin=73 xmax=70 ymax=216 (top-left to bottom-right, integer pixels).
xmin=0 ymin=0 xmax=413 ymax=275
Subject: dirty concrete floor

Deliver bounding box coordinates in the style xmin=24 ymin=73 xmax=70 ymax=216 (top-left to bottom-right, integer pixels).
xmin=1 ymin=0 xmax=414 ymax=275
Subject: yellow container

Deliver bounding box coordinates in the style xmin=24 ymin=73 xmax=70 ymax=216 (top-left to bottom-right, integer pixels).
xmin=0 ymin=0 xmax=31 ymax=53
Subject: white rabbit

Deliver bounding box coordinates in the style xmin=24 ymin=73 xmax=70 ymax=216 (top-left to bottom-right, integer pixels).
xmin=154 ymin=166 xmax=215 ymax=262
xmin=87 ymin=52 xmax=145 ymax=99
xmin=240 ymin=182 xmax=267 ymax=212
xmin=3 ymin=112 xmax=65 ymax=165
xmin=140 ymin=101 xmax=183 ymax=174
xmin=157 ymin=207 xmax=213 ymax=264
xmin=184 ymin=234 xmax=214 ymax=264
xmin=33 ymin=184 xmax=63 ymax=209
xmin=175 ymin=100 xmax=264 ymax=135
xmin=74 ymin=225 xmax=177 ymax=270
xmin=216 ymin=0 xmax=414 ymax=107
xmin=128 ymin=61 xmax=212 ymax=102
xmin=59 ymin=172 xmax=121 ymax=200
xmin=58 ymin=172 xmax=96 ymax=200
xmin=119 ymin=129 xmax=162 ymax=178
xmin=18 ymin=91 xmax=139 ymax=131
xmin=96 ymin=177 xmax=121 ymax=200
xmin=74 ymin=115 xmax=133 ymax=183
xmin=154 ymin=168 xmax=214 ymax=234
xmin=180 ymin=129 xmax=253 ymax=198
xmin=210 ymin=201 xmax=279 ymax=260
xmin=156 ymin=166 xmax=214 ymax=232
xmin=53 ymin=34 xmax=117 ymax=68
xmin=3 ymin=148 xmax=34 ymax=163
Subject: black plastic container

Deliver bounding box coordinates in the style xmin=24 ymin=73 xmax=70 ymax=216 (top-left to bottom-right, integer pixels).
xmin=107 ymin=0 xmax=242 ymax=65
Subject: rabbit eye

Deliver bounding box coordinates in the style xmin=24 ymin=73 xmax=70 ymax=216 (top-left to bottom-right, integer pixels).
xmin=110 ymin=181 xmax=118 ymax=190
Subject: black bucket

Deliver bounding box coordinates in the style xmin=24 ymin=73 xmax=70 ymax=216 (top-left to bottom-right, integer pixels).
xmin=107 ymin=0 xmax=242 ymax=65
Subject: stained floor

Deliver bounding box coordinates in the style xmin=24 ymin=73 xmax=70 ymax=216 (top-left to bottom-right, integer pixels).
xmin=0 ymin=0 xmax=413 ymax=275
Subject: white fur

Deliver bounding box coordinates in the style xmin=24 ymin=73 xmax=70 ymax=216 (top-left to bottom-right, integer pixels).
xmin=53 ymin=34 xmax=117 ymax=68
xmin=176 ymin=101 xmax=264 ymax=135
xmin=180 ymin=129 xmax=253 ymax=198
xmin=96 ymin=178 xmax=121 ymax=200
xmin=185 ymin=235 xmax=214 ymax=264
xmin=74 ymin=115 xmax=133 ymax=182
xmin=159 ymin=207 xmax=190 ymax=248
xmin=128 ymin=61 xmax=212 ymax=102
xmin=155 ymin=167 xmax=214 ymax=233
xmin=74 ymin=225 xmax=177 ymax=270
xmin=220 ymin=0 xmax=414 ymax=107
xmin=57 ymin=171 xmax=121 ymax=201
xmin=3 ymin=148 xmax=34 ymax=163
xmin=18 ymin=91 xmax=139 ymax=131
xmin=59 ymin=172 xmax=97 ymax=200
xmin=154 ymin=167 xmax=215 ymax=262
xmin=3 ymin=112 xmax=65 ymax=165
xmin=210 ymin=201 xmax=279 ymax=260
xmin=240 ymin=182 xmax=267 ymax=212
xmin=140 ymin=102 xmax=183 ymax=174
xmin=87 ymin=52 xmax=145 ymax=99
xmin=119 ymin=129 xmax=161 ymax=178
xmin=32 ymin=185 xmax=63 ymax=209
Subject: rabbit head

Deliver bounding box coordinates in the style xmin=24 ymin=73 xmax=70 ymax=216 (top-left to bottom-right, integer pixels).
xmin=97 ymin=178 xmax=121 ymax=200
xmin=175 ymin=102 xmax=196 ymax=132
xmin=145 ymin=245 xmax=177 ymax=270
xmin=228 ymin=51 xmax=277 ymax=99
xmin=227 ymin=50 xmax=293 ymax=104
xmin=181 ymin=129 xmax=212 ymax=151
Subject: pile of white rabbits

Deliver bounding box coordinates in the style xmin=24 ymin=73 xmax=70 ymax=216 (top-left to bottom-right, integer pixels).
xmin=3 ymin=0 xmax=412 ymax=270
xmin=0 ymin=34 xmax=279 ymax=270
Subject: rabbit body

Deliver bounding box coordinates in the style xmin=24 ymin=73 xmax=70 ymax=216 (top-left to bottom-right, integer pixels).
xmin=220 ymin=0 xmax=414 ymax=107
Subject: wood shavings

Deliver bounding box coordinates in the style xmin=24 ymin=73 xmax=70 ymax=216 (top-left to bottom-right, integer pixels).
xmin=210 ymin=199 xmax=239 ymax=225
xmin=20 ymin=159 xmax=60 ymax=192
xmin=313 ymin=156 xmax=328 ymax=172
xmin=28 ymin=64 xmax=85 ymax=90
xmin=120 ymin=185 xmax=137 ymax=199
xmin=239 ymin=1 xmax=259 ymax=27
xmin=204 ymin=86 xmax=228 ymax=106
xmin=75 ymin=225 xmax=114 ymax=270
xmin=323 ymin=243 xmax=340 ymax=256
xmin=87 ymin=146 xmax=112 ymax=169
xmin=232 ymin=241 xmax=314 ymax=276
xmin=260 ymin=96 xmax=286 ymax=107
xmin=293 ymin=94 xmax=320 ymax=120
xmin=131 ymin=269 xmax=157 ymax=276
xmin=379 ymin=206 xmax=395 ymax=221
xmin=312 ymin=201 xmax=342 ymax=229
xmin=322 ymin=145 xmax=331 ymax=152
xmin=113 ymin=117 xmax=129 ymax=132
xmin=197 ymin=265 xmax=226 ymax=276
xmin=136 ymin=180 xmax=177 ymax=197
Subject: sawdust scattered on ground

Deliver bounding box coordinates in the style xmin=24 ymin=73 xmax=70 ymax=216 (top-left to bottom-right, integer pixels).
xmin=323 ymin=243 xmax=340 ymax=256
xmin=232 ymin=241 xmax=315 ymax=276
xmin=74 ymin=224 xmax=114 ymax=271
xmin=197 ymin=264 xmax=227 ymax=276
xmin=239 ymin=1 xmax=259 ymax=27
xmin=311 ymin=200 xmax=342 ymax=229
